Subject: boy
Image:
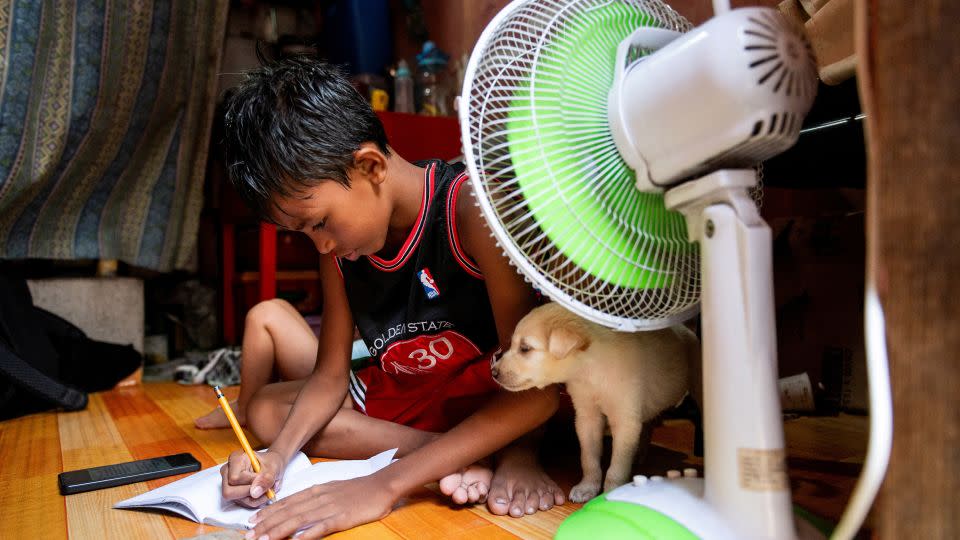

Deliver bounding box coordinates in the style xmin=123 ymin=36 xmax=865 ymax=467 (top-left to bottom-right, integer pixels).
xmin=193 ymin=298 xmax=318 ymax=429
xmin=219 ymin=57 xmax=565 ymax=539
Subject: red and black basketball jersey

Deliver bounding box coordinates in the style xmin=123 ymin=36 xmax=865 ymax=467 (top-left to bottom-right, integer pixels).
xmin=334 ymin=160 xmax=500 ymax=421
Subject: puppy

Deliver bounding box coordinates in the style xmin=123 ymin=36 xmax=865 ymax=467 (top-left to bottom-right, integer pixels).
xmin=492 ymin=302 xmax=700 ymax=502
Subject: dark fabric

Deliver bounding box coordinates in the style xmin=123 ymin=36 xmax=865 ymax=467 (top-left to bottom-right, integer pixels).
xmin=0 ymin=1 xmax=228 ymax=271
xmin=0 ymin=275 xmax=142 ymax=420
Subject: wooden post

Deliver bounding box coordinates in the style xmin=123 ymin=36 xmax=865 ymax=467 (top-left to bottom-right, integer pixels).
xmin=857 ymin=0 xmax=960 ymax=537
xmin=259 ymin=222 xmax=277 ymax=301
xmin=221 ymin=223 xmax=235 ymax=344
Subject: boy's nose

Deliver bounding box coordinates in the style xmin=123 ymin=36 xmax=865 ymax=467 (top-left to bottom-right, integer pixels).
xmin=309 ymin=234 xmax=336 ymax=255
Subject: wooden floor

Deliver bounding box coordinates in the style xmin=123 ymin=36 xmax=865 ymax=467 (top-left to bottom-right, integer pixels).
xmin=0 ymin=382 xmax=867 ymax=539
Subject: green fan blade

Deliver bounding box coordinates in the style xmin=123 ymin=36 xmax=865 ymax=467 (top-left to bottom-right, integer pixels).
xmin=506 ymin=3 xmax=693 ymax=289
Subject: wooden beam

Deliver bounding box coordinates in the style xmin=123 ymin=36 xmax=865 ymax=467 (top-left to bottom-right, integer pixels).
xmin=857 ymin=0 xmax=960 ymax=537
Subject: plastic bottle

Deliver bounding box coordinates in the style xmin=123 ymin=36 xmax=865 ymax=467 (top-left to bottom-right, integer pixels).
xmin=393 ymin=60 xmax=415 ymax=114
xmin=416 ymin=41 xmax=450 ymax=116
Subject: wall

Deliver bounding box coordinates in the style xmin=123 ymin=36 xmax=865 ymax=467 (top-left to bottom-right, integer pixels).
xmin=390 ymin=0 xmax=784 ymax=64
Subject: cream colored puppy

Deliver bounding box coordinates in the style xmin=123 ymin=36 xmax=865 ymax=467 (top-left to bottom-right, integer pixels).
xmin=492 ymin=302 xmax=699 ymax=503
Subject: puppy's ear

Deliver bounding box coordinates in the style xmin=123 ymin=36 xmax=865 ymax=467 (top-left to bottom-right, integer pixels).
xmin=548 ymin=326 xmax=589 ymax=358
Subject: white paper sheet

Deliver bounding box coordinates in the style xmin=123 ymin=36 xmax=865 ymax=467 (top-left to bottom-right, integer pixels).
xmin=115 ymin=448 xmax=398 ymax=529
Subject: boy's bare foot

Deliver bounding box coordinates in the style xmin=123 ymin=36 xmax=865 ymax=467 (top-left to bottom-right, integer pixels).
xmin=439 ymin=461 xmax=493 ymax=505
xmin=194 ymin=400 xmax=243 ymax=429
xmin=487 ymin=447 xmax=565 ymax=517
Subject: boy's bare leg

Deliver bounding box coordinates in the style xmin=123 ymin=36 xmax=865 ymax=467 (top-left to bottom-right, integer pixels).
xmin=195 ymin=299 xmax=318 ymax=429
xmin=439 ymin=429 xmax=564 ymax=516
xmin=487 ymin=432 xmax=565 ymax=517
xmin=249 ymin=380 xmax=563 ymax=516
xmin=246 ymin=379 xmax=440 ymax=459
xmin=242 ymin=387 xmax=564 ymax=540
xmin=438 ymin=462 xmax=494 ymax=505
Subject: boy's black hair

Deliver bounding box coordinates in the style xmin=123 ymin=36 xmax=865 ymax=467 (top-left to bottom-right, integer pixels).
xmin=222 ymin=56 xmax=390 ymax=219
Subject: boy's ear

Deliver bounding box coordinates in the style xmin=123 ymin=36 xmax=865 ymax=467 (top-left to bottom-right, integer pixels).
xmin=353 ymin=144 xmax=388 ymax=185
xmin=548 ymin=325 xmax=589 ymax=358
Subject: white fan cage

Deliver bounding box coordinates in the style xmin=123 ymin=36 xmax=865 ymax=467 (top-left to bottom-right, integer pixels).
xmin=460 ymin=0 xmax=702 ymax=331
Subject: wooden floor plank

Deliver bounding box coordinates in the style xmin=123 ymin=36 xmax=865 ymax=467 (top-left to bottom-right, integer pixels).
xmin=0 ymin=412 xmax=66 ymax=540
xmin=145 ymin=384 xmax=260 ymax=465
xmin=784 ymin=414 xmax=868 ymax=525
xmin=58 ymin=393 xmax=171 ymax=539
xmin=466 ymin=503 xmax=577 ymax=540
xmin=99 ymin=387 xmax=223 ymax=539
xmin=784 ymin=414 xmax=868 ymax=462
xmin=382 ymin=488 xmax=519 ymax=540
xmin=0 ymin=382 xmax=869 ymax=539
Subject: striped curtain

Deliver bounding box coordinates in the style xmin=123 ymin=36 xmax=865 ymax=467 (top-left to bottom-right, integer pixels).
xmin=0 ymin=0 xmax=228 ymax=271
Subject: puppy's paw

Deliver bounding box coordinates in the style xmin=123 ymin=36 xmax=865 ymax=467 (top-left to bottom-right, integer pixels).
xmin=603 ymin=476 xmax=629 ymax=493
xmin=569 ymin=481 xmax=601 ymax=503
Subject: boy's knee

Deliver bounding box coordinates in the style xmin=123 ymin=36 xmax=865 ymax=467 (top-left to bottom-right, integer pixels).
xmin=245 ymin=394 xmax=280 ymax=444
xmin=245 ymin=298 xmax=290 ymax=329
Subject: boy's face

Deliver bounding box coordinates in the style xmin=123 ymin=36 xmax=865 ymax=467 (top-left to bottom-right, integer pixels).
xmin=269 ymin=168 xmax=390 ymax=261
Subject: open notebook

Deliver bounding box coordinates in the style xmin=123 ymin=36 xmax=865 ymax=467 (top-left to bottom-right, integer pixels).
xmin=115 ymin=448 xmax=397 ymax=529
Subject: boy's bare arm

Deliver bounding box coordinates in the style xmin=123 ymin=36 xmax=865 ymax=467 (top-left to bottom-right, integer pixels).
xmin=223 ymin=255 xmax=356 ymax=506
xmin=456 ymin=182 xmax=540 ymax=348
xmin=385 ymin=382 xmax=559 ymax=485
xmin=269 ymin=254 xmax=356 ymax=462
xmin=249 ymin=382 xmax=559 ymax=539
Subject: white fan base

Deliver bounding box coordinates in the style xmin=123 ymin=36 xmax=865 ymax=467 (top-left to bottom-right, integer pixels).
xmin=667 ymin=169 xmax=796 ymax=540
xmin=605 ymin=478 xmax=826 ymax=540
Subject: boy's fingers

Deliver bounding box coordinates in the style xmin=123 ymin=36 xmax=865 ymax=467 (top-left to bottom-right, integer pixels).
xmin=219 ymin=458 xmax=257 ymax=502
xmin=220 ymin=466 xmax=254 ymax=501
xmin=222 ymin=464 xmax=256 ymax=487
xmin=251 ymin=472 xmax=277 ymax=498
xmin=226 ymin=451 xmax=253 ymax=483
xmin=255 ymin=493 xmax=324 ymax=540
xmin=237 ymin=493 xmax=270 ymax=509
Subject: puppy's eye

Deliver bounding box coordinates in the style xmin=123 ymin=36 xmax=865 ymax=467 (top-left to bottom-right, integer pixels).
xmin=519 ymin=343 xmax=531 ymax=354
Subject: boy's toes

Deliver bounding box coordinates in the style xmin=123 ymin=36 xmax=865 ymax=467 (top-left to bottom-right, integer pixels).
xmin=439 ymin=471 xmax=464 ymax=497
xmin=441 ymin=464 xmax=492 ymax=506
xmin=452 ymin=485 xmax=470 ymax=505
xmin=524 ymin=491 xmax=542 ymax=515
xmin=538 ymin=489 xmax=555 ymax=511
xmin=476 ymin=482 xmax=489 ymax=503
xmin=487 ymin=486 xmax=511 ymax=516
xmin=509 ymin=491 xmax=529 ymax=517
xmin=467 ymin=483 xmax=483 ymax=504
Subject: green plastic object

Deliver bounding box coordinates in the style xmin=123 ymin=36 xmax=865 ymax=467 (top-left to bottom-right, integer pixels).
xmin=556 ymin=495 xmax=837 ymax=539
xmin=506 ymin=4 xmax=692 ymax=289
xmin=556 ymin=494 xmax=699 ymax=540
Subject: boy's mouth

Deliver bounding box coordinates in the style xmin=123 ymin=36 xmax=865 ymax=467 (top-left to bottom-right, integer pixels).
xmin=340 ymin=250 xmax=360 ymax=261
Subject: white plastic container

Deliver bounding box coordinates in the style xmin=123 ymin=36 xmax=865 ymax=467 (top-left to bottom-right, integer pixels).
xmin=393 ymin=60 xmax=415 ymax=114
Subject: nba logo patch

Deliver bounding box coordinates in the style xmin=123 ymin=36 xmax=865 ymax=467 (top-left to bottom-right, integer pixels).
xmin=417 ymin=268 xmax=440 ymax=299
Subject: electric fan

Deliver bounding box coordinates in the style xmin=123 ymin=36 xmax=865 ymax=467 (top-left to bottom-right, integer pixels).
xmin=459 ymin=0 xmax=890 ymax=539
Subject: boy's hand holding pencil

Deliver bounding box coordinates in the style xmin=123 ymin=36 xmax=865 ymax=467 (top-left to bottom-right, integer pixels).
xmin=220 ymin=449 xmax=285 ymax=507
xmin=215 ymin=386 xmax=284 ymax=507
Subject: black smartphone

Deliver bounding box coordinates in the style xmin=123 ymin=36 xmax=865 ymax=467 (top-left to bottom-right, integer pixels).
xmin=58 ymin=452 xmax=201 ymax=495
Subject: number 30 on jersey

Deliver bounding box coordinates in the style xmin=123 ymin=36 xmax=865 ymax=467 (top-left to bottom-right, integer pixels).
xmin=379 ymin=331 xmax=482 ymax=375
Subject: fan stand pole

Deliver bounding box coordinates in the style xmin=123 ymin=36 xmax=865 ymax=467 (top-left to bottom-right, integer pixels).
xmin=666 ymin=169 xmax=797 ymax=540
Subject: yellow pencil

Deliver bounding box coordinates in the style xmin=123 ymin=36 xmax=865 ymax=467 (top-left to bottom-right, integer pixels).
xmin=214 ymin=386 xmax=276 ymax=502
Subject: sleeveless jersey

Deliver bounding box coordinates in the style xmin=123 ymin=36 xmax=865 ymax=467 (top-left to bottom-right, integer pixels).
xmin=334 ymin=160 xmax=501 ymax=431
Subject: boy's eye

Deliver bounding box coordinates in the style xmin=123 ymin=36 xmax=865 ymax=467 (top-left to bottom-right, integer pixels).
xmin=311 ymin=219 xmax=326 ymax=231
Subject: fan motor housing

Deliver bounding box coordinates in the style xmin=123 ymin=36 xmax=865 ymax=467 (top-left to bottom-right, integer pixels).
xmin=610 ymin=7 xmax=818 ymax=191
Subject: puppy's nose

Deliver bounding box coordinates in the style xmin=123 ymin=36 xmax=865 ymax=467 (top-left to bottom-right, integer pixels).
xmin=490 ymin=350 xmax=502 ymax=377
